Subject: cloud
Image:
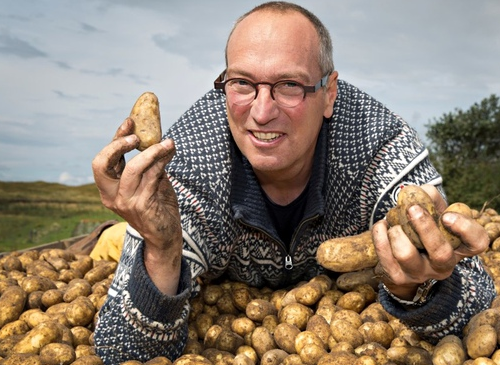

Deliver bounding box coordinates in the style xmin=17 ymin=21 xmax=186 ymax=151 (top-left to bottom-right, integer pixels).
xmin=58 ymin=171 xmax=94 ymax=186
xmin=0 ymin=29 xmax=47 ymax=58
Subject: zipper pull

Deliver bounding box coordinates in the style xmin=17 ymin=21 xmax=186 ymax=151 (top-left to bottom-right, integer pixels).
xmin=284 ymin=255 xmax=293 ymax=270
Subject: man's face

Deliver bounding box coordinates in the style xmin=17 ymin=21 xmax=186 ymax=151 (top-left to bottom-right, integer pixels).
xmin=225 ymin=10 xmax=337 ymax=181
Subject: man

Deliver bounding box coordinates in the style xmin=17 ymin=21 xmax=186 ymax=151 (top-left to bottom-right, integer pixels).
xmin=91 ymin=2 xmax=495 ymax=363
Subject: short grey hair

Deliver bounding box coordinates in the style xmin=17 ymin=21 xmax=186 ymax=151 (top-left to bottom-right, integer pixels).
xmin=225 ymin=1 xmax=334 ymax=75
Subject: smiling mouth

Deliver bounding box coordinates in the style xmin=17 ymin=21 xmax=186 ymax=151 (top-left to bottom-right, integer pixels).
xmin=252 ymin=131 xmax=282 ymax=142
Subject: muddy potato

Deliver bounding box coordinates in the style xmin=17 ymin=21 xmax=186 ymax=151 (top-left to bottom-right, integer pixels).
xmin=41 ymin=288 xmax=64 ymax=308
xmin=20 ymin=275 xmax=56 ymax=294
xmin=438 ymin=202 xmax=473 ymax=249
xmin=358 ymin=321 xmax=394 ymax=348
xmin=0 ymin=285 xmax=27 ymax=327
xmin=0 ymin=353 xmax=43 ymax=365
xmin=215 ymin=328 xmax=245 ymax=353
xmin=251 ymin=326 xmax=276 ymax=359
xmin=233 ymin=353 xmax=255 ymax=365
xmin=130 ymin=91 xmax=162 ymax=151
xmin=387 ymin=346 xmax=432 ymax=365
xmin=84 ymin=261 xmax=117 ymax=286
xmin=294 ymin=281 xmax=324 ymax=306
xmin=317 ymin=351 xmax=358 ymax=365
xmin=236 ymin=345 xmax=258 ymax=364
xmin=71 ymin=326 xmax=93 ymax=347
xmin=260 ymin=349 xmax=288 ymax=365
xmin=2 ymin=256 xmax=23 ymax=272
xmin=69 ymin=257 xmax=94 ymax=277
xmin=246 ymin=298 xmax=277 ymax=322
xmin=144 ymin=356 xmax=173 ymax=365
xmin=39 ymin=343 xmax=76 ymax=365
xmin=354 ymin=342 xmax=388 ymax=364
xmin=0 ymin=319 xmax=30 ymax=340
xmin=305 ymin=315 xmax=331 ymax=347
xmin=317 ymin=231 xmax=378 ymax=272
xmin=336 ymin=268 xmax=378 ymax=292
xmin=329 ymin=319 xmax=364 ymax=349
xmin=432 ymin=335 xmax=466 ymax=365
xmin=173 ymin=354 xmax=213 ymax=365
xmin=65 ymin=296 xmax=96 ymax=327
xmin=274 ymin=322 xmax=301 ymax=354
xmin=216 ymin=291 xmax=240 ymax=315
xmin=360 ymin=303 xmax=389 ymax=323
xmin=336 ymin=291 xmax=366 ymax=313
xmin=331 ymin=309 xmax=363 ymax=329
xmin=23 ymin=309 xmax=51 ymax=328
xmin=465 ymin=324 xmax=497 ymax=359
xmin=0 ymin=334 xmax=24 ymax=358
xmin=278 ymin=303 xmax=314 ymax=330
xmin=183 ymin=338 xmax=204 ymax=355
xmin=204 ymin=324 xmax=223 ymax=349
xmin=71 ymin=355 xmax=104 ymax=365
xmin=64 ymin=278 xmax=92 ymax=302
xmin=231 ymin=317 xmax=255 ymax=338
xmin=12 ymin=321 xmax=62 ymax=354
xmin=232 ymin=287 xmax=253 ymax=312
xmin=394 ymin=185 xmax=439 ymax=249
xmin=195 ymin=313 xmax=214 ymax=340
xmin=203 ymin=285 xmax=224 ymax=306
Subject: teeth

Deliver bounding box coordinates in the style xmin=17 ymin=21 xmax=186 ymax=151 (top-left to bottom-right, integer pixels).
xmin=253 ymin=132 xmax=281 ymax=141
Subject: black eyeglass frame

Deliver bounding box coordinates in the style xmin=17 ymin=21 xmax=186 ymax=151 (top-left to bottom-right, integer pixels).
xmin=213 ymin=70 xmax=331 ymax=104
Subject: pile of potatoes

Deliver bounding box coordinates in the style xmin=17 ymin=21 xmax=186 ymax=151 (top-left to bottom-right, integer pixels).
xmin=0 ymin=206 xmax=499 ymax=365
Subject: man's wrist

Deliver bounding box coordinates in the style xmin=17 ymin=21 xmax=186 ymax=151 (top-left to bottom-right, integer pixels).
xmin=382 ymin=279 xmax=438 ymax=307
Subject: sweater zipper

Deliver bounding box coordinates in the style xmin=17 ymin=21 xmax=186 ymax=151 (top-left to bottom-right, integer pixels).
xmin=238 ymin=213 xmax=319 ymax=272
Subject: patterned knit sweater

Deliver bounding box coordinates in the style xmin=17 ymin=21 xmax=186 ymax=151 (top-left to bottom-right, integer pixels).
xmin=94 ymin=80 xmax=495 ymax=364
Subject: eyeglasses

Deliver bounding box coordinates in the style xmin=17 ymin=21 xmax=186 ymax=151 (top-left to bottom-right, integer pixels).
xmin=214 ymin=70 xmax=330 ymax=108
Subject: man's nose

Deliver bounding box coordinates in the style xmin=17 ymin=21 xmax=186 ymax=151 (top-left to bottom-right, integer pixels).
xmin=250 ymin=85 xmax=279 ymax=124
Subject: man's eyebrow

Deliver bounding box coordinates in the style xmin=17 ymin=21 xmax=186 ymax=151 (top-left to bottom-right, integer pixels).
xmin=226 ymin=69 xmax=310 ymax=82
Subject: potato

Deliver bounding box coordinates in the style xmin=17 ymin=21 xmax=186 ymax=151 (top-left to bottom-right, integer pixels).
xmin=231 ymin=287 xmax=253 ymax=312
xmin=231 ymin=317 xmax=255 ymax=338
xmin=274 ymin=322 xmax=301 ymax=354
xmin=432 ymin=335 xmax=466 ymax=365
xmin=12 ymin=321 xmax=62 ymax=354
xmin=65 ymin=296 xmax=96 ymax=328
xmin=71 ymin=355 xmax=104 ymax=365
xmin=305 ymin=315 xmax=331 ymax=347
xmin=354 ymin=342 xmax=388 ymax=364
xmin=39 ymin=342 xmax=76 ymax=365
xmin=260 ymin=349 xmax=288 ymax=365
xmin=233 ymin=353 xmax=255 ymax=365
xmin=336 ymin=268 xmax=378 ymax=292
xmin=392 ymin=185 xmax=439 ymax=249
xmin=0 ymin=319 xmax=30 ymax=340
xmin=236 ymin=345 xmax=258 ymax=364
xmin=465 ymin=324 xmax=497 ymax=359
xmin=63 ymin=278 xmax=92 ymax=303
xmin=278 ymin=303 xmax=314 ymax=330
xmin=387 ymin=345 xmax=432 ymax=365
xmin=215 ymin=329 xmax=244 ymax=353
xmin=358 ymin=321 xmax=394 ymax=348
xmin=0 ymin=285 xmax=27 ymax=327
xmin=173 ymin=354 xmax=213 ymax=365
xmin=144 ymin=356 xmax=174 ymax=365
xmin=130 ymin=91 xmax=162 ymax=151
xmin=0 ymin=353 xmax=43 ymax=365
xmin=329 ymin=319 xmax=363 ymax=349
xmin=246 ymin=299 xmax=277 ymax=322
xmin=438 ymin=202 xmax=473 ymax=249
xmin=317 ymin=231 xmax=378 ymax=272
xmin=20 ymin=275 xmax=56 ymax=294
xmin=83 ymin=261 xmax=117 ymax=286
xmin=251 ymin=326 xmax=276 ymax=359
xmin=336 ymin=291 xmax=366 ymax=313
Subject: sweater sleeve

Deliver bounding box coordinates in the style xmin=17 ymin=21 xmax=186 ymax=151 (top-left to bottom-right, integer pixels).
xmin=379 ymin=256 xmax=496 ymax=343
xmin=93 ymin=226 xmax=193 ymax=364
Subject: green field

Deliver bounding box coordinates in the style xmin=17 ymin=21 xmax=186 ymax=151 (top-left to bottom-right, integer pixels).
xmin=0 ymin=181 xmax=122 ymax=252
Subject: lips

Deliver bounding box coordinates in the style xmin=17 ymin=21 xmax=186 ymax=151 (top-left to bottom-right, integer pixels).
xmin=252 ymin=131 xmax=282 ymax=142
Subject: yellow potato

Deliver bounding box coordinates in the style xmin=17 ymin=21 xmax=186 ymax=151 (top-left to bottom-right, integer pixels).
xmin=316 ymin=231 xmax=378 ymax=272
xmin=0 ymin=285 xmax=27 ymax=328
xmin=12 ymin=321 xmax=62 ymax=354
xmin=39 ymin=342 xmax=76 ymax=365
xmin=130 ymin=91 xmax=162 ymax=151
xmin=439 ymin=202 xmax=473 ymax=249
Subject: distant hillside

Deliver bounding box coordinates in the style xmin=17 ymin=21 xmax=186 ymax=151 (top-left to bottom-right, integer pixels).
xmin=0 ymin=181 xmax=122 ymax=252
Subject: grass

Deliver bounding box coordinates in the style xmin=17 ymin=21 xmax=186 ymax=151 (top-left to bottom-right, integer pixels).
xmin=0 ymin=181 xmax=122 ymax=252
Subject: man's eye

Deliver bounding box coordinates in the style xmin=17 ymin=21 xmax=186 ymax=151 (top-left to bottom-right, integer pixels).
xmin=280 ymin=81 xmax=300 ymax=89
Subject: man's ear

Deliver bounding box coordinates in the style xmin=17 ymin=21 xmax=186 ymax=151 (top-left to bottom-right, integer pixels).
xmin=323 ymin=71 xmax=338 ymax=119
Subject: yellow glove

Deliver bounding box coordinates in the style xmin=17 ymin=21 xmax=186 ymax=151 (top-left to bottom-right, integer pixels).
xmin=90 ymin=222 xmax=128 ymax=262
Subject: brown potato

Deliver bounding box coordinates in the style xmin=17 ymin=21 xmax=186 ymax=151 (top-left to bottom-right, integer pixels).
xmin=329 ymin=319 xmax=363 ymax=349
xmin=0 ymin=319 xmax=30 ymax=340
xmin=0 ymin=353 xmax=43 ymax=365
xmin=130 ymin=91 xmax=162 ymax=151
xmin=83 ymin=261 xmax=117 ymax=286
xmin=65 ymin=296 xmax=96 ymax=327
xmin=274 ymin=322 xmax=301 ymax=354
xmin=251 ymin=326 xmax=276 ymax=359
xmin=260 ymin=349 xmax=288 ymax=365
xmin=71 ymin=355 xmax=104 ymax=365
xmin=316 ymin=231 xmax=378 ymax=272
xmin=278 ymin=303 xmax=314 ymax=330
xmin=12 ymin=321 xmax=62 ymax=354
xmin=39 ymin=343 xmax=76 ymax=365
xmin=246 ymin=299 xmax=277 ymax=322
xmin=439 ymin=202 xmax=473 ymax=249
xmin=465 ymin=324 xmax=497 ymax=359
xmin=0 ymin=285 xmax=27 ymax=327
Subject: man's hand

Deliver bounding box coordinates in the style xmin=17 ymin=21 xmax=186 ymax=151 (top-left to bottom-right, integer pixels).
xmin=372 ymin=184 xmax=490 ymax=301
xmin=91 ymin=118 xmax=183 ymax=295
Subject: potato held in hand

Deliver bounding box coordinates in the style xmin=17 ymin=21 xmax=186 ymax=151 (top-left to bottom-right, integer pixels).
xmin=130 ymin=91 xmax=162 ymax=151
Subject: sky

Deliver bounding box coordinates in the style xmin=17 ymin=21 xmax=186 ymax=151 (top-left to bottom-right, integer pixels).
xmin=1 ymin=1 xmax=499 ymax=186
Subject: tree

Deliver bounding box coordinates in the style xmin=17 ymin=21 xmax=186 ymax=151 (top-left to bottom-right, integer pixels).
xmin=425 ymin=94 xmax=500 ymax=211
